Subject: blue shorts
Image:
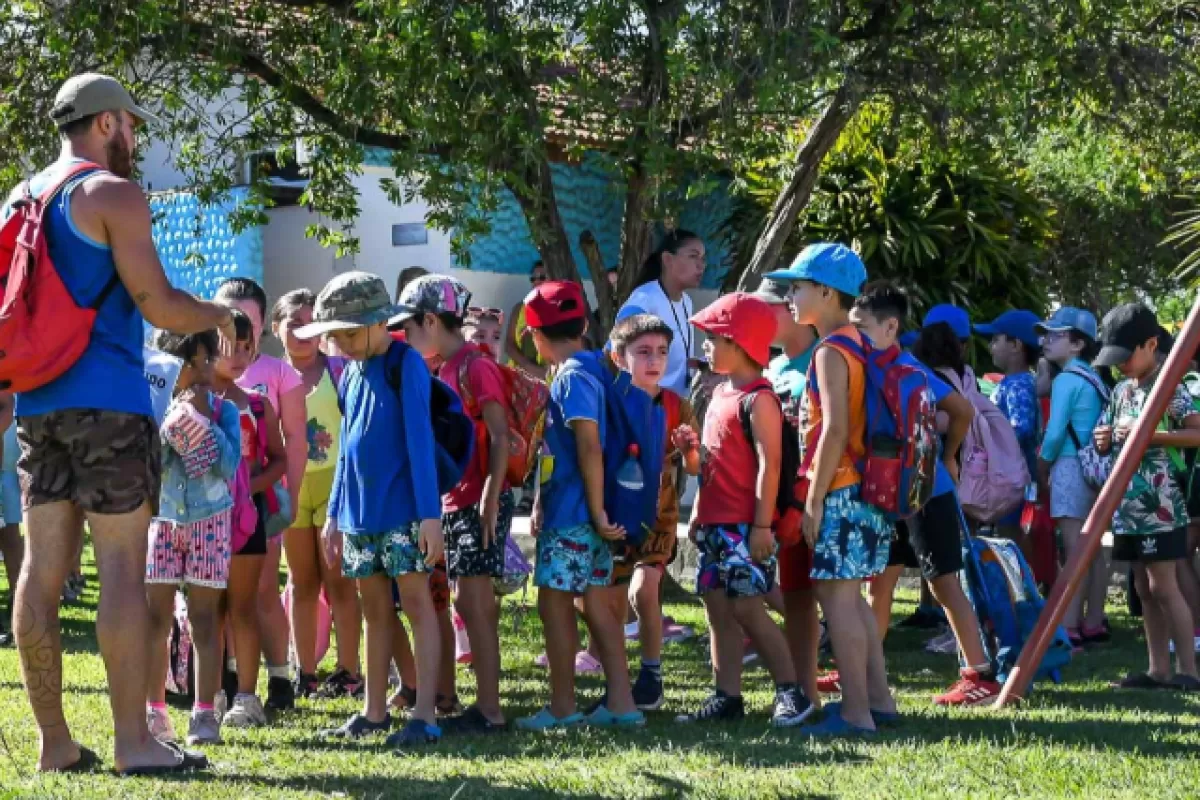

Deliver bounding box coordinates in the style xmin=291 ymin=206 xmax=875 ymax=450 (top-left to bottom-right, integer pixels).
xmin=534 ymin=524 xmax=612 ymax=595
xmin=695 ymin=523 xmax=776 ymax=599
xmin=811 ymin=485 xmax=890 ymax=581
xmin=342 ymin=524 xmax=431 ymax=580
xmin=0 ymin=470 xmax=20 ymax=525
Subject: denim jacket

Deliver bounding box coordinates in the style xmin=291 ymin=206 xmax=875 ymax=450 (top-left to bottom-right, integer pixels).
xmin=157 ymin=393 xmax=242 ymax=523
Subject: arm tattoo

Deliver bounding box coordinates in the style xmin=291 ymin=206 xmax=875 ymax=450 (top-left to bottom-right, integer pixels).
xmin=133 ymin=291 xmax=150 ymax=305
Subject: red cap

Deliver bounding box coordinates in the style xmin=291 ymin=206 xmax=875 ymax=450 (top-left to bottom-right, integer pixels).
xmin=523 ymin=280 xmax=587 ymax=328
xmin=689 ymin=292 xmax=778 ymax=367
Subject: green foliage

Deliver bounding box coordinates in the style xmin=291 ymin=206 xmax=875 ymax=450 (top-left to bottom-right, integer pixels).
xmin=727 ymin=108 xmax=1052 ymax=325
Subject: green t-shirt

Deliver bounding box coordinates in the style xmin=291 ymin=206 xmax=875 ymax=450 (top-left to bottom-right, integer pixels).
xmin=766 ymin=346 xmax=815 ymax=426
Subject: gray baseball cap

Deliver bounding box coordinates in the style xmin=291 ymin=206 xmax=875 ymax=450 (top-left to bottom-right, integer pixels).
xmin=50 ymin=73 xmax=161 ymax=127
xmin=294 ymin=271 xmax=412 ymax=339
xmin=752 ymin=276 xmax=792 ymax=306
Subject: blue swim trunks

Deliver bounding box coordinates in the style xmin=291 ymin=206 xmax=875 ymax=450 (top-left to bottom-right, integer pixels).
xmin=534 ymin=524 xmax=613 ymax=595
xmin=810 ymin=484 xmax=890 ymax=581
xmin=695 ymin=523 xmax=776 ymax=598
xmin=342 ymin=523 xmax=431 ymax=580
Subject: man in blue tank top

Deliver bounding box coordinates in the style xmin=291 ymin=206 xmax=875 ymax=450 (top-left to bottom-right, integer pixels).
xmin=7 ymin=74 xmax=236 ymax=775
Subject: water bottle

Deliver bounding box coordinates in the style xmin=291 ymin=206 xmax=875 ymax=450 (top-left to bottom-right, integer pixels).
xmin=616 ymin=444 xmax=644 ymax=491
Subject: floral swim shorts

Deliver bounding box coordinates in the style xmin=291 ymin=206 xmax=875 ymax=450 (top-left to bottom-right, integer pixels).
xmin=695 ymin=523 xmax=776 ymax=599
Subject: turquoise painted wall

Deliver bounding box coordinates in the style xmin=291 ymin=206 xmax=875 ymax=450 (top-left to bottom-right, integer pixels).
xmin=149 ymin=187 xmax=263 ymax=298
xmin=365 ymin=149 xmax=734 ymax=288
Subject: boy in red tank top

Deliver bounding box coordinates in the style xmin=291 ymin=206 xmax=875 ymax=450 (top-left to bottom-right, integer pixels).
xmin=677 ymin=293 xmax=811 ymax=728
xmin=764 ymin=243 xmax=897 ymax=736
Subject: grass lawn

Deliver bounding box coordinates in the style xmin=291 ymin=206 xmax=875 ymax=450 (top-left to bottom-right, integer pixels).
xmin=1 ymin=548 xmax=1199 ymax=800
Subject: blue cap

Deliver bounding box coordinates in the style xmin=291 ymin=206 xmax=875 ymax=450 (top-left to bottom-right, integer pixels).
xmin=974 ymin=310 xmax=1042 ymax=348
xmin=922 ymin=304 xmax=970 ymax=340
xmin=1034 ymin=306 xmax=1098 ymax=341
xmin=899 ymin=331 xmax=919 ymax=349
xmin=763 ymin=242 xmax=867 ymax=298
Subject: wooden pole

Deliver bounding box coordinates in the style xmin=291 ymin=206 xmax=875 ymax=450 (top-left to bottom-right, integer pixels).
xmin=994 ymin=293 xmax=1200 ymax=706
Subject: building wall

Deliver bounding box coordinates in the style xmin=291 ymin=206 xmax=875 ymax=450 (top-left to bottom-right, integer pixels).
xmin=149 ymin=188 xmax=263 ymax=297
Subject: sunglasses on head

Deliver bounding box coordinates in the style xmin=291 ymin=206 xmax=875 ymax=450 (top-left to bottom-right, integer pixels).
xmin=467 ymin=306 xmax=504 ymax=322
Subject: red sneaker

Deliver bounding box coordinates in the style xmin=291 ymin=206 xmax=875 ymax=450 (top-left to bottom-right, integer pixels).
xmin=816 ymin=671 xmax=841 ymax=694
xmin=934 ymin=668 xmax=1002 ymax=707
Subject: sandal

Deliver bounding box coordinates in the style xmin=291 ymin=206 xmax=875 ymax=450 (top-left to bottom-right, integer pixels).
xmin=117 ymin=742 xmax=208 ymax=776
xmin=436 ymin=693 xmax=464 ymax=717
xmin=389 ymin=685 xmax=417 ymax=711
xmin=1113 ymin=672 xmax=1170 ymax=690
xmin=1169 ymin=674 xmax=1200 ymax=692
xmin=49 ymin=744 xmax=100 ymax=773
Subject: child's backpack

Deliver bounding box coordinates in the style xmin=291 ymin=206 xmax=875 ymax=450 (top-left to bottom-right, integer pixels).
xmin=456 ymin=345 xmax=550 ymax=486
xmin=338 ymin=340 xmax=474 ymax=495
xmin=737 ymin=378 xmax=804 ymax=548
xmin=494 ymin=533 xmax=533 ymax=596
xmin=247 ymin=394 xmax=293 ymax=537
xmin=0 ymin=161 xmax=124 ymax=393
xmin=807 ymin=333 xmax=939 ymax=519
xmin=940 ymin=365 xmax=1030 ymax=524
xmin=560 ymin=351 xmax=667 ymax=546
xmin=960 ymin=532 xmax=1074 ymax=687
xmin=209 ymin=398 xmax=257 ymax=553
xmin=165 ymin=590 xmax=194 ymax=699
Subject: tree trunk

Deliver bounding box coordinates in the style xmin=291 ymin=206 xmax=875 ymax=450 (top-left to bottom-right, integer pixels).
xmin=579 ymin=230 xmax=613 ymax=338
xmin=616 ymin=167 xmax=656 ymax=311
xmin=737 ymin=82 xmax=862 ymax=289
xmin=509 ymin=158 xmax=604 ymax=343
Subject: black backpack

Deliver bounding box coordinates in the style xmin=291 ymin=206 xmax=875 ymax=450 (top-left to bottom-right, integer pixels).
xmin=738 ymin=378 xmax=804 ymax=523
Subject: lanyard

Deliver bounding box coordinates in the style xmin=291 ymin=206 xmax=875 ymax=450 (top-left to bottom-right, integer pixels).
xmin=658 ymin=279 xmax=692 ymax=366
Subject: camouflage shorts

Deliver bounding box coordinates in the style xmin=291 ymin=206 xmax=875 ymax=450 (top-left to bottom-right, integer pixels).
xmin=17 ymin=410 xmax=160 ymax=515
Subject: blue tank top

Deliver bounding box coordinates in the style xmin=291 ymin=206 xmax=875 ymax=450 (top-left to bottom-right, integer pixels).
xmin=9 ymin=161 xmax=151 ymax=418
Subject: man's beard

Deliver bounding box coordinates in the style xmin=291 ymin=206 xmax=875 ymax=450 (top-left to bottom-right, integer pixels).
xmin=105 ymin=133 xmax=133 ymax=179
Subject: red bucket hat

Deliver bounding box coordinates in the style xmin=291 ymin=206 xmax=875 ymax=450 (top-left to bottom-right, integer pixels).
xmin=690 ymin=292 xmax=777 ymax=367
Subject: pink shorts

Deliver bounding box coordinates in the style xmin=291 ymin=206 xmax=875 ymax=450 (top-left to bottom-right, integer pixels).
xmin=146 ymin=510 xmax=232 ymax=589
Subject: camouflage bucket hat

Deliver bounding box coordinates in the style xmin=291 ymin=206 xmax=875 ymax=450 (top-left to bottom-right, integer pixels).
xmin=294 ymin=271 xmax=411 ymax=339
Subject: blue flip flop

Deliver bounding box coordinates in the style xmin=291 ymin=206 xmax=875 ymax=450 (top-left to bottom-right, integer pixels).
xmin=823 ymin=701 xmax=900 ymax=728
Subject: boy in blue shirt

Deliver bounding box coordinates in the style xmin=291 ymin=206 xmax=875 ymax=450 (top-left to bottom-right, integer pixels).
xmin=516 ymin=280 xmax=643 ymax=730
xmin=296 ymin=272 xmax=446 ymax=748
xmin=850 ymin=282 xmax=1002 ymax=706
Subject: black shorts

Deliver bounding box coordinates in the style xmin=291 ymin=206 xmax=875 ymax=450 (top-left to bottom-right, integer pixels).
xmin=235 ymin=494 xmax=269 ymax=556
xmin=1113 ymin=527 xmax=1188 ymax=563
xmin=891 ymin=492 xmax=965 ymax=580
xmin=442 ymin=490 xmax=513 ymax=580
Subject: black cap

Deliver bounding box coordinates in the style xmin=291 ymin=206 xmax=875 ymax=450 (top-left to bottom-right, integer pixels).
xmin=1094 ymin=303 xmax=1160 ymax=367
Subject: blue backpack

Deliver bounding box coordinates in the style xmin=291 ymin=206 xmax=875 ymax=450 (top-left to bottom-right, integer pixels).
xmin=561 ymin=351 xmax=667 ymax=546
xmin=338 ymin=341 xmax=474 ymax=495
xmin=960 ymin=532 xmax=1074 ymax=687
xmin=806 ymin=332 xmax=938 ymax=519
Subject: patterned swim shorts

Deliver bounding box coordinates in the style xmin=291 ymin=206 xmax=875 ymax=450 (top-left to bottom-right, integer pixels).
xmin=442 ymin=489 xmax=514 ymax=580
xmin=342 ymin=523 xmax=431 ymax=580
xmin=146 ymin=509 xmax=232 ymax=589
xmin=612 ymin=524 xmax=678 ymax=586
xmin=695 ymin=523 xmax=776 ymax=599
xmin=534 ymin=524 xmax=613 ymax=595
xmin=17 ymin=410 xmax=160 ymax=515
xmin=810 ymin=484 xmax=890 ymax=581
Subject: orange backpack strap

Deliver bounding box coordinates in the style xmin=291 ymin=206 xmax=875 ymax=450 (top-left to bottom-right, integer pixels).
xmin=662 ymin=389 xmax=682 ymax=436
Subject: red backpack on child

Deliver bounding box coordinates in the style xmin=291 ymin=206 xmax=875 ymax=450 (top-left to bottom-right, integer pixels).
xmin=456 ymin=347 xmax=549 ymax=486
xmin=0 ymin=161 xmax=120 ymax=392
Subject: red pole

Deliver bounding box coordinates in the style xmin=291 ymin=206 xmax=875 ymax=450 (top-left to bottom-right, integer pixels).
xmin=995 ymin=293 xmax=1200 ymax=706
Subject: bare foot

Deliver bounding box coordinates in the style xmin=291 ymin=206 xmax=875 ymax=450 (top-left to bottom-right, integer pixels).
xmin=37 ymin=736 xmax=82 ymax=772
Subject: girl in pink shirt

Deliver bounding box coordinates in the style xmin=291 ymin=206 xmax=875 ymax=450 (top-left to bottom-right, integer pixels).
xmin=215 ymin=278 xmax=304 ymax=712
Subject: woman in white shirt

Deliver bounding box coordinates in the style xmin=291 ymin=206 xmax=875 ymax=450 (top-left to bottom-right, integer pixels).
xmin=617 ymin=230 xmax=706 ymax=396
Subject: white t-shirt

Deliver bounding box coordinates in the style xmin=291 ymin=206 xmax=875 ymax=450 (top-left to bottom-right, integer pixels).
xmin=618 ymin=281 xmax=695 ymax=396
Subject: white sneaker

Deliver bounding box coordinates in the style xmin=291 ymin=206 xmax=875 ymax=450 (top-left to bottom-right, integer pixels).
xmin=925 ymin=628 xmax=959 ymax=655
xmin=187 ymin=708 xmax=223 ymax=745
xmin=222 ymin=694 xmax=268 ymax=728
xmin=146 ymin=706 xmax=177 ymax=743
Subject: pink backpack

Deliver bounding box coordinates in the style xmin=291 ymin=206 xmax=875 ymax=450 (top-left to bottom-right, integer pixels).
xmin=210 ymin=397 xmax=258 ymax=553
xmin=940 ymin=365 xmax=1030 ymax=524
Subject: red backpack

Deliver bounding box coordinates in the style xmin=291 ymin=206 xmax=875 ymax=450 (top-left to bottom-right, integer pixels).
xmin=456 ymin=346 xmax=550 ymax=486
xmin=0 ymin=161 xmax=120 ymax=393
